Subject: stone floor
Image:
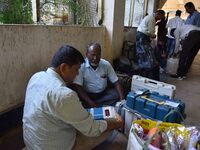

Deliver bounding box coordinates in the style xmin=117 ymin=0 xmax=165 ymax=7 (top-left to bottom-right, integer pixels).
xmin=0 ymin=53 xmax=200 ymax=150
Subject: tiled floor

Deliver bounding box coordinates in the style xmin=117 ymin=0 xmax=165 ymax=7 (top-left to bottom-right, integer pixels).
xmin=0 ymin=53 xmax=200 ymax=150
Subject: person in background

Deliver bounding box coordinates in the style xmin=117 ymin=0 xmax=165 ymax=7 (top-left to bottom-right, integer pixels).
xmin=23 ymin=45 xmax=123 ymax=150
xmin=136 ymin=9 xmax=165 ymax=80
xmin=166 ymin=10 xmax=184 ymax=57
xmin=156 ymin=11 xmax=169 ymax=70
xmin=72 ymin=43 xmax=124 ymax=108
xmin=170 ymin=1 xmax=200 ymax=80
xmin=184 ymin=2 xmax=200 ymax=27
xmin=172 ymin=25 xmax=200 ymax=80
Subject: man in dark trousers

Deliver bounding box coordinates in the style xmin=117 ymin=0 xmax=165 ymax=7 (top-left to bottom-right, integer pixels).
xmin=173 ymin=25 xmax=200 ymax=80
xmin=172 ymin=2 xmax=200 ymax=80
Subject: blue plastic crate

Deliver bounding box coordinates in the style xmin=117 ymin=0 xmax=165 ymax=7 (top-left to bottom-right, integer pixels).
xmin=126 ymin=91 xmax=185 ymax=123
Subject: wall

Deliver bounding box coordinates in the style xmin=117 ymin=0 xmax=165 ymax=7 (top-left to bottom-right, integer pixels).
xmin=0 ymin=25 xmax=108 ymax=113
xmin=123 ymin=27 xmax=137 ymax=43
xmin=112 ymin=0 xmax=126 ymax=58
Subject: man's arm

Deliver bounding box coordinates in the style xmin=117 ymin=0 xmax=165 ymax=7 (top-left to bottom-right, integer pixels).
xmin=114 ymin=80 xmax=125 ymax=101
xmin=71 ymin=83 xmax=98 ymax=107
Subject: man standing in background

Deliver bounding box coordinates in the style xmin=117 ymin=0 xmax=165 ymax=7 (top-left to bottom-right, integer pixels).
xmin=184 ymin=2 xmax=200 ymax=27
xmin=166 ymin=10 xmax=184 ymax=57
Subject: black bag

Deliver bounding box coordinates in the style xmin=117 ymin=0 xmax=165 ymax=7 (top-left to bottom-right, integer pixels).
xmin=113 ymin=56 xmax=134 ymax=74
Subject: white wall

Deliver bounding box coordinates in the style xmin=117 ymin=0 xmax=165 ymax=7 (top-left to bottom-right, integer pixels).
xmin=0 ymin=25 xmax=107 ymax=113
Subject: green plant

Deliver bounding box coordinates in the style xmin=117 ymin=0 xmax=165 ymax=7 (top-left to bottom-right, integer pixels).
xmin=0 ymin=0 xmax=33 ymax=24
xmin=62 ymin=0 xmax=86 ymax=25
xmin=40 ymin=0 xmax=86 ymax=25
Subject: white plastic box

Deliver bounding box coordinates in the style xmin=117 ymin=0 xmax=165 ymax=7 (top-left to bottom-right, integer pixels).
xmin=131 ymin=75 xmax=176 ymax=98
xmin=166 ymin=57 xmax=179 ymax=75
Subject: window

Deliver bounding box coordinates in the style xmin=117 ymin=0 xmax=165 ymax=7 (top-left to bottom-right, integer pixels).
xmin=124 ymin=0 xmax=147 ymax=27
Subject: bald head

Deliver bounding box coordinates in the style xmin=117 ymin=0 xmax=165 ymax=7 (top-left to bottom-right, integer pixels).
xmin=86 ymin=43 xmax=101 ymax=68
xmin=87 ymin=43 xmax=101 ymax=53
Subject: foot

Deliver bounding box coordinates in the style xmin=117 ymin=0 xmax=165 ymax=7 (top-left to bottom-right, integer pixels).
xmin=177 ymin=76 xmax=186 ymax=80
xmin=170 ymin=74 xmax=186 ymax=80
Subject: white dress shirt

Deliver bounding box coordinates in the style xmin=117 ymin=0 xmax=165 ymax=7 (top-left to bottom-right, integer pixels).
xmin=23 ymin=68 xmax=107 ymax=150
xmin=174 ymin=24 xmax=200 ymax=53
xmin=137 ymin=14 xmax=156 ymax=37
xmin=166 ymin=16 xmax=185 ymax=38
xmin=73 ymin=58 xmax=118 ymax=93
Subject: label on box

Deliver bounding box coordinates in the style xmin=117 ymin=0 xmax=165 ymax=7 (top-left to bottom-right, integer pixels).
xmin=164 ymin=100 xmax=179 ymax=108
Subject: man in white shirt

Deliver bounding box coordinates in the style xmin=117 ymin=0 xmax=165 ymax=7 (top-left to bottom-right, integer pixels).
xmin=136 ymin=10 xmax=165 ymax=80
xmin=137 ymin=10 xmax=165 ymax=39
xmin=72 ymin=43 xmax=124 ymax=108
xmin=172 ymin=25 xmax=200 ymax=80
xmin=166 ymin=10 xmax=184 ymax=57
xmin=23 ymin=45 xmax=123 ymax=150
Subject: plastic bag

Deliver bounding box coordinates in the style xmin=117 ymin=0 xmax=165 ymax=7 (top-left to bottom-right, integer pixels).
xmin=127 ymin=122 xmax=162 ymax=150
xmin=127 ymin=119 xmax=193 ymax=150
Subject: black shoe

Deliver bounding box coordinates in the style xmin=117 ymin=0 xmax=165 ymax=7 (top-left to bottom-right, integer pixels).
xmin=170 ymin=74 xmax=178 ymax=78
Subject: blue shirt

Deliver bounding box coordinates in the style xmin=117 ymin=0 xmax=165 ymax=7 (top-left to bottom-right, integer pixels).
xmin=73 ymin=58 xmax=118 ymax=93
xmin=185 ymin=11 xmax=200 ymax=27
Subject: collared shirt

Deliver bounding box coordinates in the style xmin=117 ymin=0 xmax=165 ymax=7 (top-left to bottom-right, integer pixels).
xmin=185 ymin=11 xmax=200 ymax=27
xmin=23 ymin=68 xmax=107 ymax=150
xmin=174 ymin=24 xmax=200 ymax=53
xmin=73 ymin=58 xmax=118 ymax=93
xmin=137 ymin=14 xmax=156 ymax=37
xmin=166 ymin=16 xmax=185 ymax=38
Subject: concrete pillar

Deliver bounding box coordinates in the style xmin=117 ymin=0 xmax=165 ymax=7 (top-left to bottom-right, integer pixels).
xmin=103 ymin=0 xmax=125 ymax=62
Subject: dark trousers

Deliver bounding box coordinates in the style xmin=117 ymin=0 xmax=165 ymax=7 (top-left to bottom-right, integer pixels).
xmin=82 ymin=88 xmax=119 ymax=108
xmin=177 ymin=30 xmax=200 ymax=76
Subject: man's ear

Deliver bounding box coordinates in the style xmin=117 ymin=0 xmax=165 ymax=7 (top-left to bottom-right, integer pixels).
xmin=60 ymin=63 xmax=68 ymax=72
